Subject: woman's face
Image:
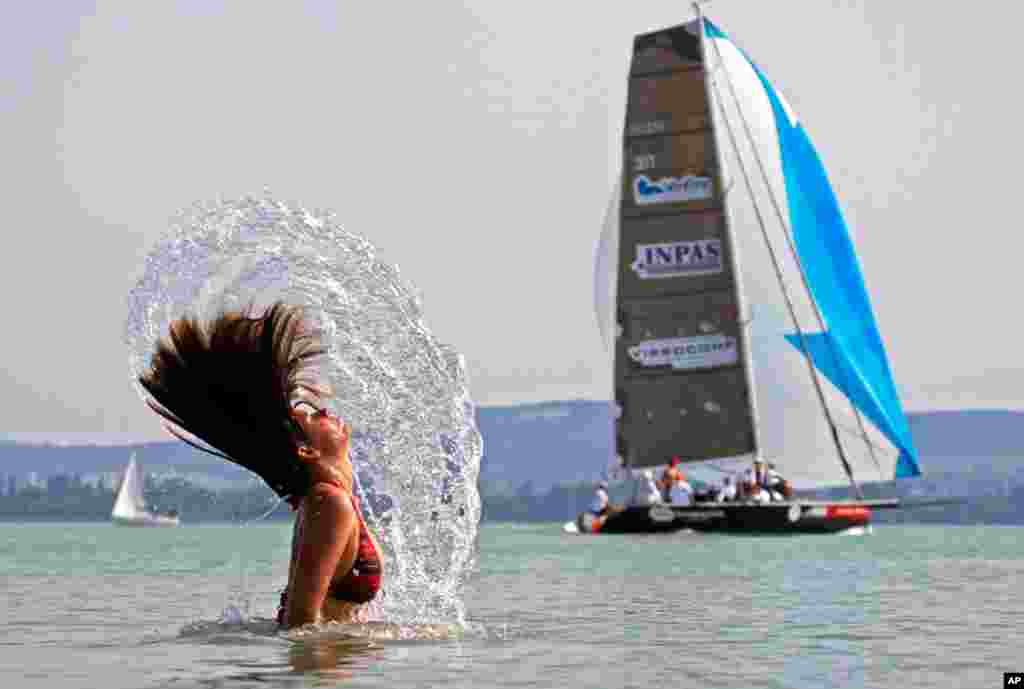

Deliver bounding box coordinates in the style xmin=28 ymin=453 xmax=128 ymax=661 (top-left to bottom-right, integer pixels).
xmin=290 ymin=403 xmax=349 ymax=466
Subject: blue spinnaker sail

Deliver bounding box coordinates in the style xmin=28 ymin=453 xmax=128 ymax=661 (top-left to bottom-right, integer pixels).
xmin=705 ymin=19 xmax=920 ymax=478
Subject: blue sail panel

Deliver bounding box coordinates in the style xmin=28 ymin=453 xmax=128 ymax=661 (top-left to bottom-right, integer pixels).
xmin=785 ymin=333 xmax=917 ymax=477
xmin=705 ymin=19 xmax=920 ymax=479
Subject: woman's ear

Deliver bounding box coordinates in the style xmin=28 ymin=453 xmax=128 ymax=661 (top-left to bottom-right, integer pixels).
xmin=296 ymin=445 xmax=320 ymax=463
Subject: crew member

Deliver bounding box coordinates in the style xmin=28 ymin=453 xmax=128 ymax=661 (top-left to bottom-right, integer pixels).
xmin=716 ymin=475 xmax=737 ymax=503
xmin=590 ymin=480 xmax=610 ymax=517
xmin=659 ymin=457 xmax=692 ymax=505
xmin=765 ymin=462 xmax=791 ymax=501
xmin=742 ymin=459 xmax=769 ymax=501
xmin=632 ymin=470 xmax=662 ymax=506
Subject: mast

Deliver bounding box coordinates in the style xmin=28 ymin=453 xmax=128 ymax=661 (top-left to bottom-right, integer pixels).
xmin=692 ymin=1 xmax=762 ymax=463
xmin=695 ymin=8 xmax=864 ymax=498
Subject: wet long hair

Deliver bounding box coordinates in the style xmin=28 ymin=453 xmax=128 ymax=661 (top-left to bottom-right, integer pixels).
xmin=137 ymin=301 xmax=329 ymax=499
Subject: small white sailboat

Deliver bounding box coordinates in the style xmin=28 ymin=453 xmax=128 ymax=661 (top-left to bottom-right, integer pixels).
xmin=111 ymin=453 xmax=179 ymax=527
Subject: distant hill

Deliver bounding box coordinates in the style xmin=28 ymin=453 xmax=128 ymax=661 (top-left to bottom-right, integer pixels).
xmin=0 ymin=440 xmax=252 ymax=484
xmin=478 ymin=403 xmax=1024 ymax=490
xmin=2 ymin=403 xmax=1024 ymax=491
xmin=476 ymin=401 xmax=613 ymax=491
xmin=905 ymin=410 xmax=1024 ymax=476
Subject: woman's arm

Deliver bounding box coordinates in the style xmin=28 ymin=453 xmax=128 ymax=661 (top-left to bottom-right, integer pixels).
xmin=285 ymin=484 xmax=357 ymax=628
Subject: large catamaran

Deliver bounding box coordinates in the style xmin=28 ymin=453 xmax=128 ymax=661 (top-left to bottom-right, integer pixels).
xmin=578 ymin=7 xmax=921 ymax=534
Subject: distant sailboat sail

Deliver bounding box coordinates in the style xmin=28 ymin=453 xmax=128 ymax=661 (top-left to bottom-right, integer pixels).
xmin=111 ymin=454 xmax=179 ymax=526
xmin=602 ymin=14 xmax=920 ymax=491
xmin=112 ymin=454 xmax=145 ymax=520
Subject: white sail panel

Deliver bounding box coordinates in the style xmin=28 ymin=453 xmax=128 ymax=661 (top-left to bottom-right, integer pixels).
xmin=594 ymin=180 xmax=621 ymax=363
xmin=703 ymin=22 xmax=905 ymax=488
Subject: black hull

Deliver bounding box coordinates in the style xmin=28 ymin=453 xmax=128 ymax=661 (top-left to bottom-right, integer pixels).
xmin=576 ymin=501 xmax=883 ymax=535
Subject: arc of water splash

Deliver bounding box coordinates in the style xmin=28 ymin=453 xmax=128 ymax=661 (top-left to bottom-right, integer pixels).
xmin=126 ymin=196 xmax=482 ymax=627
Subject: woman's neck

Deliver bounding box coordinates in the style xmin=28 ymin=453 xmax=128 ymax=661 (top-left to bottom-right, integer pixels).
xmin=308 ymin=457 xmax=353 ymax=493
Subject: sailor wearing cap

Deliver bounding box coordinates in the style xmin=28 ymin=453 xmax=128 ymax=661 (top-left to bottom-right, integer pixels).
xmin=742 ymin=459 xmax=768 ymax=502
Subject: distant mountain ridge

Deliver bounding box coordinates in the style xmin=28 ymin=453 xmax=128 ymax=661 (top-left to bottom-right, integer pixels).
xmin=0 ymin=440 xmax=253 ymax=482
xmin=906 ymin=409 xmax=1024 ymax=461
xmin=2 ymin=403 xmax=1023 ymax=489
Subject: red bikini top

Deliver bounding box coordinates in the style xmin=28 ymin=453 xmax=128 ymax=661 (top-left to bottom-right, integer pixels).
xmin=328 ymin=494 xmax=382 ymax=604
xmin=278 ymin=491 xmax=382 ymax=624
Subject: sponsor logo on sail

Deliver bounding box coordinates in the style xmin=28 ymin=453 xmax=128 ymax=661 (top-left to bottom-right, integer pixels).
xmin=631 ymin=239 xmax=722 ymax=279
xmin=627 ymin=334 xmax=738 ymax=371
xmin=633 ymin=174 xmax=712 ymax=205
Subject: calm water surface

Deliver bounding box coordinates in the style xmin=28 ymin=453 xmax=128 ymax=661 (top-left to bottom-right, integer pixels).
xmin=1 ymin=522 xmax=1021 ymax=688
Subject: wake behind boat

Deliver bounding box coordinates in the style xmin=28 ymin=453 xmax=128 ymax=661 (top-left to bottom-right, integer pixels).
xmin=577 ymin=7 xmax=922 ymax=535
xmin=111 ymin=453 xmax=179 ymax=527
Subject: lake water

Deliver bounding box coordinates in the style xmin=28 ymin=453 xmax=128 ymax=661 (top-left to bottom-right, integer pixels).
xmin=1 ymin=522 xmax=1020 ymax=688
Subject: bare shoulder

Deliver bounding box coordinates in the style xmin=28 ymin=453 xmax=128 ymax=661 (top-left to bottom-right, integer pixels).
xmin=304 ymin=484 xmax=356 ymax=522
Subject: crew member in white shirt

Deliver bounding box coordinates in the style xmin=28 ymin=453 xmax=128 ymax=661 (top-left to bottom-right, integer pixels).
xmin=765 ymin=463 xmax=786 ymax=501
xmin=632 ymin=470 xmax=662 ymax=506
xmin=749 ymin=482 xmax=772 ymax=504
xmin=717 ymin=475 xmax=737 ymax=502
xmin=590 ymin=480 xmax=610 ymax=517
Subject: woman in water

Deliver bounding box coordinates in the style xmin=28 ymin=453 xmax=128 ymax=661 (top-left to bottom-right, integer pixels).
xmin=137 ymin=301 xmax=383 ymax=628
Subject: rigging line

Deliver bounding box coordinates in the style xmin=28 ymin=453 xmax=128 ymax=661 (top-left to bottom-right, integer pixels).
xmin=831 ymin=418 xmax=895 ymax=456
xmin=701 ymin=31 xmax=863 ymax=498
xmin=695 ymin=2 xmax=764 ymax=459
xmin=705 ymin=32 xmax=883 ymax=480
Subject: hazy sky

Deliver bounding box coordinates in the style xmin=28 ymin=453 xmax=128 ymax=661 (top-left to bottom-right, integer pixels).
xmin=2 ymin=1 xmax=1020 ymax=442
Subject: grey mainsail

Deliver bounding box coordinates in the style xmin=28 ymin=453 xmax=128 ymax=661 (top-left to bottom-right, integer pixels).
xmin=614 ymin=21 xmax=758 ymax=470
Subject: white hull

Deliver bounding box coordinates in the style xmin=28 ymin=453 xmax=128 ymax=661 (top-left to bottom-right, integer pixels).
xmin=112 ymin=513 xmax=179 ymax=527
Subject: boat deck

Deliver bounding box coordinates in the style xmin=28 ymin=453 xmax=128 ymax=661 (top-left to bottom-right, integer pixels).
xmin=579 ymin=499 xmax=895 ymax=535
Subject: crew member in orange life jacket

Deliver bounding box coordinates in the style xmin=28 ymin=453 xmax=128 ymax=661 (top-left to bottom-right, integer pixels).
xmin=658 ymin=457 xmax=692 ymax=504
